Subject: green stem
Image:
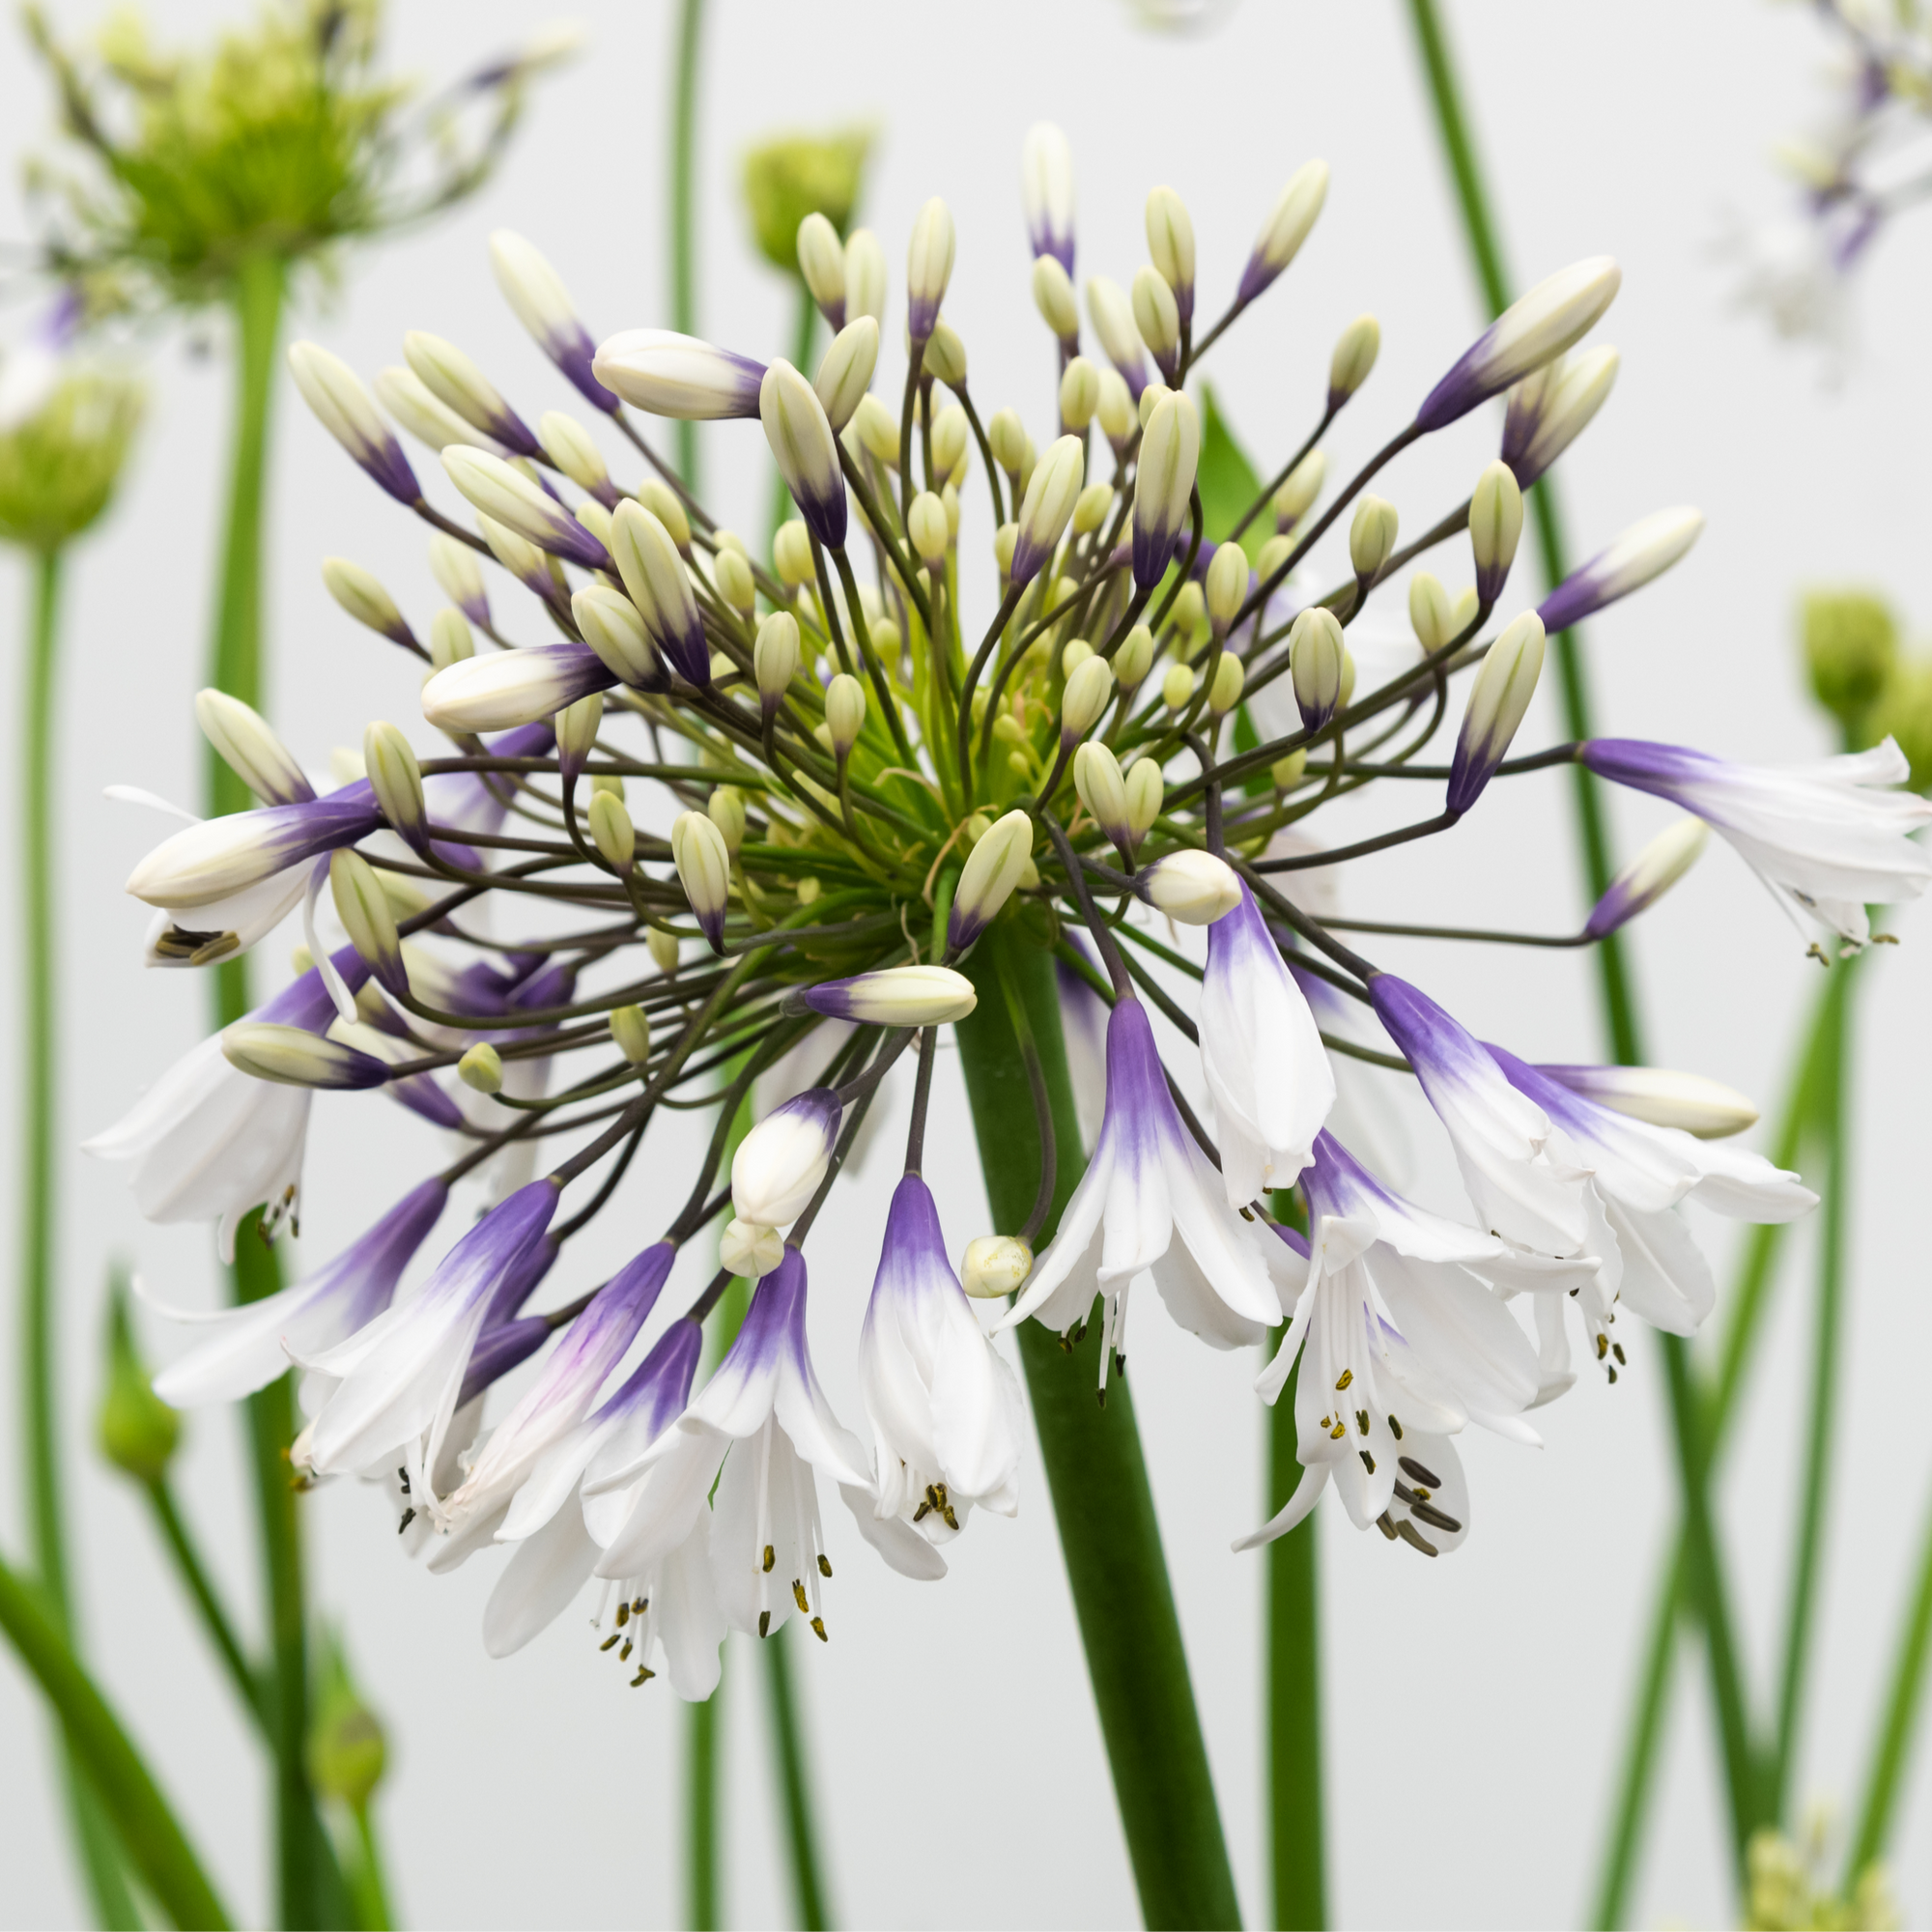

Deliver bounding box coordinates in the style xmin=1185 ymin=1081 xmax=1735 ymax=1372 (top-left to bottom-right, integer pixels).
xmin=1589 ymin=980 xmax=1834 ymax=1929
xmin=147 ymin=1479 xmax=265 ymax=1725
xmin=1770 ymin=958 xmax=1857 ymax=1817
xmin=17 ymin=548 xmax=139 ymax=1929
xmin=764 ymin=1625 xmax=831 ymax=1930
xmin=1266 ymin=1368 xmax=1324 ymax=1929
xmin=207 ymin=251 xmax=346 ymax=1931
xmin=344 ymin=1802 xmax=394 ymax=1932
xmin=1847 ymin=1470 xmax=1932 ymax=1879
xmin=686 ymin=1664 xmax=724 ymax=1931
xmin=668 ymin=0 xmax=705 ymax=492
xmin=0 ymin=1548 xmax=232 ymax=1928
xmin=958 ymin=925 xmax=1241 ymax=1930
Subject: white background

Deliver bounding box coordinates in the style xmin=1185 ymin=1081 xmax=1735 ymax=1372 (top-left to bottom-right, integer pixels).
xmin=3 ymin=1 xmax=1929 ymax=1927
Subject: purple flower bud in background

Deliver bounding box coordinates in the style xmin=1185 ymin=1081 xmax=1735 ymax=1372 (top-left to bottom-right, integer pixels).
xmin=1536 ymin=508 xmax=1704 ymax=635
xmin=288 ymin=343 xmax=421 ymax=504
xmin=491 ymin=230 xmax=621 ymax=413
xmin=1021 ymin=123 xmax=1075 ymax=274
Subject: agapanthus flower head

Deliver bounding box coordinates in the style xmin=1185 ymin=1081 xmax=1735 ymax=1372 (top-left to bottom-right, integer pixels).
xmin=94 ymin=130 xmax=1846 ymax=1687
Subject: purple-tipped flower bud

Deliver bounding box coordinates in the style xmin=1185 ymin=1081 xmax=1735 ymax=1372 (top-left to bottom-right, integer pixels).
xmin=1086 ymin=276 xmax=1148 ymax=399
xmin=813 ymin=317 xmax=878 ymax=433
xmin=732 ymin=1089 xmax=842 ymax=1226
xmin=611 ymin=498 xmax=711 ymax=686
xmin=1416 ymin=257 xmax=1621 ymax=432
xmin=671 ymin=810 xmax=732 ymax=952
xmin=796 ymin=213 xmax=847 ymax=327
xmin=1581 ymin=815 xmax=1708 ymax=939
xmin=403 ymin=331 xmax=539 ymax=456
xmin=1537 ymin=507 xmax=1704 ymax=635
xmin=195 ymin=690 xmax=313 ymax=808
xmin=490 ymin=230 xmax=618 ymax=412
xmin=1237 ymin=159 xmax=1329 ymax=307
xmin=288 ymin=343 xmax=418 ymax=503
xmin=1145 ymin=185 xmax=1196 ymax=327
xmin=1447 ymin=612 xmax=1545 ymax=814
xmin=759 ymin=360 xmax=847 ymax=551
xmin=1009 ymin=434 xmax=1085 ymax=587
xmin=422 ymin=644 xmax=616 ymax=733
xmin=222 ymin=1023 xmax=392 ymax=1091
xmin=906 ymin=198 xmax=956 ymax=345
xmin=1502 ymin=345 xmax=1619 ymax=489
xmin=948 ymin=809 xmax=1035 ymax=952
xmin=590 ymin=329 xmax=766 ymax=420
xmin=1131 ymin=391 xmax=1200 ymax=588
xmin=1021 ymin=122 xmax=1075 ymax=272
xmin=440 ymin=446 xmax=611 ymax=571
xmin=1469 ymin=461 xmax=1523 ymax=606
xmin=1132 ymin=267 xmax=1181 ymax=382
xmin=1290 ymin=607 xmax=1346 ymax=732
xmin=799 ymin=965 xmax=978 ymax=1027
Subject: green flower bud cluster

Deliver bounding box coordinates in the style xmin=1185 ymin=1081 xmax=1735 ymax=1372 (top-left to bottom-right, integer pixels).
xmin=0 ymin=368 xmax=143 ymax=553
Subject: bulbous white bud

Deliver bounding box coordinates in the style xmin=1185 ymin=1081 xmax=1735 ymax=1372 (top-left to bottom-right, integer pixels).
xmin=1010 ymin=434 xmax=1086 ymax=587
xmin=813 ymin=317 xmax=879 ymax=433
xmin=1469 ymin=460 xmax=1524 ymax=605
xmin=588 ymin=789 xmax=635 ymax=871
xmin=1113 ymin=624 xmax=1155 ymax=688
xmin=961 ymin=1235 xmax=1033 ymax=1299
xmin=1061 ymin=655 xmax=1116 ymax=741
xmin=610 ymin=1003 xmax=653 ymax=1065
xmin=1060 ymin=355 xmax=1100 ymax=432
xmin=1408 ymin=572 xmax=1455 ymax=652
xmin=908 ymin=491 xmax=950 ymax=567
xmin=572 ymin=583 xmax=659 ymax=686
xmin=1072 ymin=480 xmax=1114 ymax=535
xmin=931 ymin=404 xmax=969 ymax=478
xmin=362 ymin=721 xmax=425 ymax=843
xmin=773 ymin=520 xmax=814 ymax=587
xmin=1327 ymin=314 xmax=1381 ymax=407
xmin=826 ymin=672 xmax=867 ymax=757
xmin=1131 ymin=266 xmax=1181 ymax=375
xmin=1145 ymin=185 xmax=1196 ymax=316
xmin=1032 ymin=255 xmax=1080 ymax=343
xmin=1208 ymin=651 xmax=1245 ymax=716
xmin=1290 ymin=607 xmax=1346 ymax=729
xmin=536 ymin=411 xmax=611 ymax=497
xmin=923 ymin=320 xmax=967 ymax=387
xmin=721 ymin=1218 xmax=786 ymax=1278
xmin=1161 ymin=663 xmax=1196 ymax=712
xmin=796 ymin=213 xmax=847 ymax=321
xmin=1125 ymin=754 xmax=1164 ymax=834
xmin=457 ymin=1042 xmax=504 ymax=1094
xmin=671 ymin=810 xmax=733 ymax=951
xmin=1141 ymin=849 xmax=1242 ymax=924
xmin=195 ymin=689 xmax=309 ymax=807
xmin=948 ymin=808 xmax=1036 ymax=950
xmin=1206 ymin=540 xmax=1248 ymax=634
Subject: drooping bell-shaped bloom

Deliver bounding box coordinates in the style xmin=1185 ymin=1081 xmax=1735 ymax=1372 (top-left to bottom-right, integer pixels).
xmin=587 ymin=1251 xmax=944 ymax=1645
xmin=482 ymin=1318 xmax=726 ymax=1699
xmin=1368 ymin=975 xmax=1592 ymax=1259
xmin=1004 ymin=996 xmax=1280 ymax=1371
xmin=1199 ymin=884 xmax=1334 ymax=1206
xmin=145 ymin=1178 xmax=448 ymax=1406
xmin=296 ymin=1179 xmax=561 ymax=1488
xmin=1578 ymin=737 xmax=1932 ymax=948
xmin=84 ymin=948 xmax=373 ymax=1260
xmin=1488 ymin=1045 xmax=1815 ymax=1395
xmin=434 ymin=1241 xmax=674 ymax=1542
xmin=1238 ymin=1131 xmax=1588 ymax=1552
xmin=858 ymin=1176 xmax=1025 ymax=1540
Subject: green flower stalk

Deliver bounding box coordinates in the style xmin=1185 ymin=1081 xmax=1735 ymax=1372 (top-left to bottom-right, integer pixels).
xmin=94 ymin=120 xmax=1921 ymax=1930
xmin=0 ymin=352 xmax=143 ymax=1924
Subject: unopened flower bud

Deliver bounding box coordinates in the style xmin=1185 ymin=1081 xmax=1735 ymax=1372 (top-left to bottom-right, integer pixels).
xmin=1140 ymin=849 xmax=1241 ymax=924
xmin=1206 ymin=540 xmax=1248 ymax=635
xmin=1271 ymin=749 xmax=1308 ymax=791
xmin=97 ymin=1283 xmax=179 ymax=1484
xmin=572 ymin=584 xmax=658 ymax=688
xmin=948 ymin=808 xmax=1035 ymax=951
xmin=288 ymin=342 xmax=418 ymax=504
xmin=194 ymin=690 xmax=309 ymax=808
xmin=1327 ymin=314 xmax=1380 ymax=410
xmin=843 ymin=227 xmax=887 ymax=328
xmin=323 ymin=557 xmax=415 ymax=652
xmin=1061 ymin=655 xmax=1115 ymax=743
xmin=1161 ymin=663 xmax=1196 ymax=712
xmin=721 ymin=1217 xmax=785 ymax=1278
xmin=906 ymin=198 xmax=956 ymax=343
xmin=306 ymin=1633 xmax=388 ymax=1809
xmin=1010 ymin=434 xmax=1085 ymax=586
xmin=489 ymin=230 xmax=616 ymax=413
xmin=1448 ymin=611 xmax=1545 ymax=814
xmin=671 ymin=810 xmax=733 ymax=952
xmin=1124 ymin=754 xmax=1164 ymax=835
xmin=1074 ymin=741 xmax=1133 ymax=848
xmin=1802 ymin=590 xmax=1898 ymax=724
xmin=814 ymin=317 xmax=879 ymax=433
xmin=458 ymin=1042 xmax=504 ymax=1094
xmin=702 ymin=553 xmax=751 ymax=623
xmin=733 ymin=1089 xmax=842 ymax=1226
xmin=441 ymin=446 xmax=609 ymax=571
xmin=869 ymin=617 xmax=903 ymax=667
xmin=536 ymin=411 xmax=613 ymax=502
xmin=611 ymin=499 xmax=709 ymax=687
xmin=374 ymin=364 xmax=486 ymax=456
xmin=1582 ymin=815 xmax=1709 ymax=939
xmin=801 ymin=964 xmax=978 ymax=1026
xmin=362 ymin=721 xmax=426 ymax=849
xmin=591 ymin=328 xmax=765 ymax=419
xmin=638 ymin=477 xmax=693 ymax=554
xmin=987 ymin=408 xmax=1027 ymax=478
xmin=1538 ymin=1059 xmax=1758 ymax=1139
xmin=1208 ymin=651 xmax=1245 ymax=716
xmin=909 ymin=491 xmax=950 ymax=567
xmin=576 ymin=499 xmax=614 ymax=552
xmin=1073 ymin=480 xmax=1113 ymax=534
xmin=401 ymin=332 xmax=532 ymax=453
xmin=1417 ymin=257 xmax=1622 ymax=431
xmin=649 ymin=926 xmax=681 ymax=976
xmin=428 ymin=535 xmax=488 ymax=624
xmin=1113 ymin=624 xmax=1155 ymax=688
xmin=1132 ymin=390 xmax=1201 ymax=588
xmin=924 ymin=320 xmax=967 ymax=388
xmin=1469 ymin=460 xmax=1523 ymax=605
xmin=826 ymin=672 xmax=867 ymax=758
xmin=1032 ymin=255 xmax=1080 ymax=345
xmin=1172 ymin=581 xmax=1207 ymax=639
xmin=1086 ymin=276 xmax=1148 ymax=396
xmin=223 ymin=1023 xmax=391 ymax=1091
xmin=1274 ymin=450 xmax=1325 ymax=532
xmin=760 ymin=360 xmax=847 ymax=550
xmin=1058 ymin=355 xmax=1100 ymax=433
xmin=1349 ymin=496 xmax=1399 ymax=583
xmin=1408 ymin=573 xmax=1454 ymax=652
xmin=962 ymin=1234 xmax=1033 ymax=1299
xmin=852 ymin=391 xmax=900 ymax=469
xmin=1095 ymin=368 xmax=1134 ymax=446
xmin=1131 ymin=266 xmax=1181 ymax=379
xmin=993 ymin=523 xmax=1018 ymax=578
xmin=1138 ymin=381 xmax=1172 ymax=430
xmin=1145 ymin=185 xmax=1196 ymax=323
xmin=1291 ymin=607 xmax=1346 ymax=730
xmin=708 ymin=785 xmax=747 ymax=855
xmin=773 ymin=520 xmax=814 ymax=587
xmin=588 ymin=789 xmax=635 ymax=873
xmin=1238 ymin=159 xmax=1329 ymax=306
xmin=796 ymin=212 xmax=847 ymax=326
xmin=554 ymin=690 xmax=604 ymax=788
xmin=1502 ymin=345 xmax=1620 ymax=489
xmin=1538 ymin=508 xmax=1705 ymax=635
xmin=610 ymin=1004 xmax=653 ymax=1064
xmin=931 ymin=404 xmax=969 ymax=478
xmin=1255 ymin=534 xmax=1294 ymax=582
